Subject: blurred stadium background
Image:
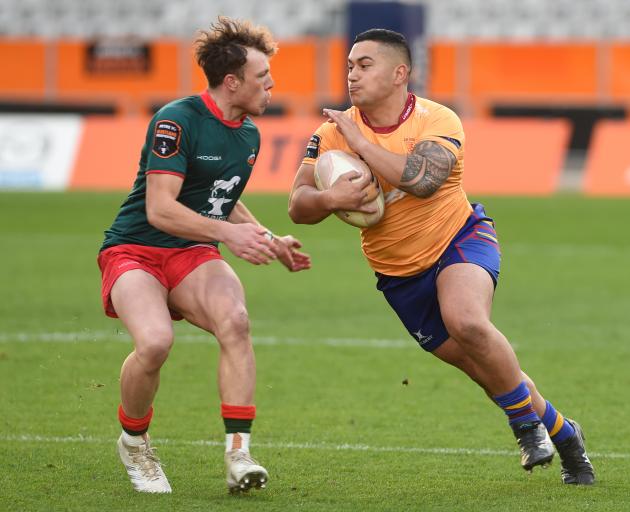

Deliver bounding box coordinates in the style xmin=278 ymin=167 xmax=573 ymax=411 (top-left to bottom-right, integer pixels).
xmin=1 ymin=0 xmax=630 ymax=195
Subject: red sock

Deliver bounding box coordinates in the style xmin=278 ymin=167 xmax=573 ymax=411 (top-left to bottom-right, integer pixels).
xmin=221 ymin=403 xmax=256 ymax=420
xmin=221 ymin=403 xmax=255 ymax=434
xmin=118 ymin=405 xmax=153 ymax=435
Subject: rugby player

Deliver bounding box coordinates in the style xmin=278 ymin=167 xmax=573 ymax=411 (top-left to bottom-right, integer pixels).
xmin=288 ymin=28 xmax=593 ymax=485
xmin=98 ymin=17 xmax=311 ymax=494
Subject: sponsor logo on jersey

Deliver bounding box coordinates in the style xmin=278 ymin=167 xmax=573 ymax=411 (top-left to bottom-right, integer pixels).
xmin=304 ymin=134 xmax=321 ymax=159
xmin=206 ymin=176 xmax=242 ymax=216
xmin=152 ymin=120 xmax=181 ymax=158
xmin=196 ymin=155 xmax=222 ymax=161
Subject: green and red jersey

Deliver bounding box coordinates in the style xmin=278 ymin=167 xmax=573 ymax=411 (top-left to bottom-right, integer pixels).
xmin=101 ymin=91 xmax=260 ymax=251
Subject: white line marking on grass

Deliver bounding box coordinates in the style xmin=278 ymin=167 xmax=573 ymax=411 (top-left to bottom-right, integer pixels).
xmin=1 ymin=434 xmax=627 ymax=459
xmin=0 ymin=331 xmax=411 ymax=348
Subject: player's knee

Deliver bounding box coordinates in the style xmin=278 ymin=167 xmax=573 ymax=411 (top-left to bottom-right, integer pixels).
xmin=215 ymin=305 xmax=250 ymax=342
xmin=447 ymin=316 xmax=495 ymax=347
xmin=134 ymin=326 xmax=174 ymax=371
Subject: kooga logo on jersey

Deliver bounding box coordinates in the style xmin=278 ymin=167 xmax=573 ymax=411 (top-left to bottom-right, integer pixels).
xmin=197 ymin=155 xmax=222 ymax=161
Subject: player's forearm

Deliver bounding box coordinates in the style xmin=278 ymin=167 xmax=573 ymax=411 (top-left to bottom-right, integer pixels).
xmin=355 ymin=140 xmax=407 ymax=187
xmin=146 ymin=199 xmax=229 ymax=242
xmin=227 ymin=201 xmax=260 ymax=225
xmin=288 ymin=185 xmax=336 ymax=224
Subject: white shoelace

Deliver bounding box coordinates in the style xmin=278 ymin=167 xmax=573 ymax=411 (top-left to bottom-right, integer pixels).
xmin=128 ymin=445 xmax=163 ymax=481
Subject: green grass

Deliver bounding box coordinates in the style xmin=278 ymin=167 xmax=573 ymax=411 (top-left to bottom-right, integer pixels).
xmin=1 ymin=192 xmax=629 ymax=511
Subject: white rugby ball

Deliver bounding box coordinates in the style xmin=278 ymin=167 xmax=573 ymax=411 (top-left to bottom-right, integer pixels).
xmin=314 ymin=150 xmax=385 ymax=228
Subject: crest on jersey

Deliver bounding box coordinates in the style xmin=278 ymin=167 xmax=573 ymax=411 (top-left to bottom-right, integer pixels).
xmin=152 ymin=119 xmax=181 ymax=158
xmin=247 ymin=150 xmax=257 ymax=166
xmin=403 ymin=137 xmax=416 ymax=154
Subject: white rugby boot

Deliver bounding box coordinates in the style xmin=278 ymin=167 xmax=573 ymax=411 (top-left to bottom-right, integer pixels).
xmin=225 ymin=449 xmax=269 ymax=493
xmin=117 ymin=433 xmax=172 ymax=493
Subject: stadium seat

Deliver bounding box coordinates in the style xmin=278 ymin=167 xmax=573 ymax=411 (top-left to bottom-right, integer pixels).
xmin=2 ymin=0 xmax=630 ymax=40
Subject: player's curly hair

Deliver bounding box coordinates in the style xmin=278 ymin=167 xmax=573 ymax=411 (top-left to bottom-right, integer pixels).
xmin=195 ymin=16 xmax=278 ymax=88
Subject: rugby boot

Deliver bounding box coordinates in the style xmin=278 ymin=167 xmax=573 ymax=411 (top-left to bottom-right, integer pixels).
xmin=512 ymin=421 xmax=555 ymax=471
xmin=555 ymin=419 xmax=595 ymax=485
xmin=225 ymin=449 xmax=269 ymax=493
xmin=117 ymin=433 xmax=172 ymax=493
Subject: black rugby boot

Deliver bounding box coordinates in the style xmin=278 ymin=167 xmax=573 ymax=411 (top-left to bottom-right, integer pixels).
xmin=555 ymin=419 xmax=595 ymax=485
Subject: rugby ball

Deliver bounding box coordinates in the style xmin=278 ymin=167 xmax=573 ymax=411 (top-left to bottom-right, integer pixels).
xmin=314 ymin=150 xmax=385 ymax=228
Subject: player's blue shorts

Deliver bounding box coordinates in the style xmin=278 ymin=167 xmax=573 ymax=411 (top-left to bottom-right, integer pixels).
xmin=375 ymin=203 xmax=500 ymax=352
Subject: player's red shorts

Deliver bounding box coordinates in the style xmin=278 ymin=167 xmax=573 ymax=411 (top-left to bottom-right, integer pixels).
xmin=97 ymin=243 xmax=222 ymax=320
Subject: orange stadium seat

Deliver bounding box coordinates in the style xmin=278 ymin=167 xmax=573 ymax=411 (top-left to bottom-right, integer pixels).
xmin=583 ymin=120 xmax=630 ymax=196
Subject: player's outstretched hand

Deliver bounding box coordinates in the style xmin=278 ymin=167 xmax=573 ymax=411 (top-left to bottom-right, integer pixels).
xmin=329 ymin=170 xmax=378 ymax=214
xmin=272 ymin=235 xmax=312 ymax=272
xmin=222 ymin=223 xmax=277 ymax=265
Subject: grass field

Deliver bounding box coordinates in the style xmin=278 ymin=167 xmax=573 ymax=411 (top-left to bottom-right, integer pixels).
xmin=1 ymin=192 xmax=629 ymax=511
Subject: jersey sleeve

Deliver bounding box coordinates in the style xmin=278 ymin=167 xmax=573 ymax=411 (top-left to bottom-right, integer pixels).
xmin=144 ymin=107 xmax=193 ymax=178
xmin=301 ymin=121 xmax=339 ymax=166
xmin=420 ymin=106 xmax=465 ymax=157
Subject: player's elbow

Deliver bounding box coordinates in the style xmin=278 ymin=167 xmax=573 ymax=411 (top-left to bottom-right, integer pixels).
xmin=146 ymin=201 xmax=168 ymax=230
xmin=287 ymin=199 xmax=306 ymax=224
xmin=288 ymin=196 xmax=321 ymax=224
xmin=288 ymin=186 xmax=331 ymax=224
xmin=287 ymin=190 xmax=308 ymax=224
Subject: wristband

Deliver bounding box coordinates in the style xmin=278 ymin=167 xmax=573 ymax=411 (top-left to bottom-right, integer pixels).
xmin=264 ymin=230 xmax=275 ymax=241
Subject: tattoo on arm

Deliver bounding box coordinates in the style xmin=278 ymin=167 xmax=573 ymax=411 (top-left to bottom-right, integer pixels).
xmin=399 ymin=141 xmax=457 ymax=198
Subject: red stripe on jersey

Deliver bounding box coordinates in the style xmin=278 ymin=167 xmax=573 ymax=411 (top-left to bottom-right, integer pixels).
xmin=146 ymin=170 xmax=185 ymax=178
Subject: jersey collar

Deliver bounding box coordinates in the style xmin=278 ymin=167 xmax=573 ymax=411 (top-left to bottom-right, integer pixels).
xmin=359 ymin=92 xmax=415 ymax=134
xmin=200 ymin=90 xmax=246 ymax=128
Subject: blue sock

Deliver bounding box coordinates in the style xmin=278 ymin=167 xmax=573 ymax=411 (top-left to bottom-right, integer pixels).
xmin=494 ymin=381 xmax=540 ymax=426
xmin=541 ymin=400 xmax=575 ymax=444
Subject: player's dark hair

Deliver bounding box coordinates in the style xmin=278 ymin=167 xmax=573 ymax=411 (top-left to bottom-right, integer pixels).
xmin=354 ymin=28 xmax=412 ymax=67
xmin=195 ymin=16 xmax=278 ymax=88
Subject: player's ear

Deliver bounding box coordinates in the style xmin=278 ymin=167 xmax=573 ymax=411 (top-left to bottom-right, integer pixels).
xmin=393 ymin=64 xmax=410 ymax=85
xmin=224 ymin=73 xmax=241 ymax=92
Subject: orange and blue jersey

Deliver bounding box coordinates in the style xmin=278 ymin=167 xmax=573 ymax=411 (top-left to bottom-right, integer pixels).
xmin=303 ymin=97 xmax=501 ymax=352
xmin=302 ymin=93 xmax=472 ymax=277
